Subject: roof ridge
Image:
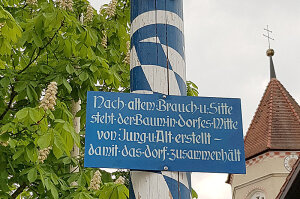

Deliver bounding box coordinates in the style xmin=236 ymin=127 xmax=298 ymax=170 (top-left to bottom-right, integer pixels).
xmin=274 ymin=80 xmax=300 ymax=126
xmin=243 ymin=80 xmax=272 ymax=142
xmin=267 ymin=80 xmax=275 ymax=148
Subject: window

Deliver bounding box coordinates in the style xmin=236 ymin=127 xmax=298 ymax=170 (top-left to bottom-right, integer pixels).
xmin=248 ymin=190 xmax=266 ymax=199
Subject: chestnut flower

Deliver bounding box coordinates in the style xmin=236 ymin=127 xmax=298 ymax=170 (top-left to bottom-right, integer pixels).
xmin=84 ymin=5 xmax=94 ymax=23
xmin=40 ymin=82 xmax=58 ymax=111
xmin=57 ymin=0 xmax=73 ymax=11
xmin=38 ymin=147 xmax=51 ymax=163
xmin=101 ymin=31 xmax=107 ymax=49
xmin=114 ymin=176 xmax=125 ymax=184
xmin=106 ymin=0 xmax=117 ymax=17
xmin=89 ymin=170 xmax=102 ymax=190
xmin=0 ymin=141 xmax=8 ymax=147
xmin=123 ymin=41 xmax=130 ymax=64
xmin=26 ymin=0 xmax=37 ymax=6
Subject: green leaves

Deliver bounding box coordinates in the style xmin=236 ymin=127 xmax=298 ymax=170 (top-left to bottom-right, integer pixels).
xmin=0 ymin=5 xmax=22 ymax=41
xmin=66 ymin=64 xmax=75 ymax=74
xmin=192 ymin=188 xmax=199 ymax=199
xmin=26 ymin=85 xmax=38 ymax=102
xmin=187 ymin=81 xmax=199 ymax=96
xmin=89 ymin=64 xmax=98 ymax=73
xmin=0 ymin=132 xmax=9 ymax=145
xmin=0 ymin=76 xmax=10 ymax=88
xmin=13 ymin=148 xmax=24 ymax=160
xmin=63 ymin=122 xmax=80 ymax=147
xmin=32 ymin=31 xmax=43 ymax=47
xmin=50 ymin=183 xmax=59 ymax=199
xmin=26 ymin=144 xmax=38 ymax=162
xmin=29 ymin=108 xmax=42 ymax=123
xmin=63 ymin=78 xmax=72 ymax=93
xmin=79 ymin=71 xmax=89 ymax=82
xmin=28 ymin=167 xmax=37 ymax=183
xmin=64 ymin=39 xmax=72 ymax=57
xmin=73 ymin=192 xmax=94 ymax=199
xmin=0 ymin=0 xmax=132 ymax=198
xmin=51 ymin=120 xmax=79 ymax=159
xmin=37 ymin=133 xmax=52 ymax=149
xmin=15 ymin=107 xmax=43 ymax=124
xmin=98 ymin=183 xmax=129 ymax=199
xmin=15 ymin=108 xmax=29 ymax=120
xmin=0 ymin=6 xmax=22 ymax=56
xmin=52 ymin=131 xmax=65 ymax=159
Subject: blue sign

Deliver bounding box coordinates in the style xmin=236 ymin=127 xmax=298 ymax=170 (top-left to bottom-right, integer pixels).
xmin=84 ymin=91 xmax=246 ymax=174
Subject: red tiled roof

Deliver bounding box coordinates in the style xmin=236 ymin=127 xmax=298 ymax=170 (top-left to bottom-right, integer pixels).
xmin=244 ymin=78 xmax=300 ymax=159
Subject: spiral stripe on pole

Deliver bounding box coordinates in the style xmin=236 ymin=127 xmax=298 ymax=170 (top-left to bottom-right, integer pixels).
xmin=130 ymin=0 xmax=191 ymax=198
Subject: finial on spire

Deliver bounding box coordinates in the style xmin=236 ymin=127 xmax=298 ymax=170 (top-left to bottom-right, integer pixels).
xmin=266 ymin=48 xmax=274 ymax=57
xmin=263 ymin=25 xmax=274 ymax=50
xmin=263 ymin=25 xmax=276 ymax=79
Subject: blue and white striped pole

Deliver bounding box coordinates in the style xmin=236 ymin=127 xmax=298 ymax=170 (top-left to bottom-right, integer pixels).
xmin=130 ymin=0 xmax=191 ymax=198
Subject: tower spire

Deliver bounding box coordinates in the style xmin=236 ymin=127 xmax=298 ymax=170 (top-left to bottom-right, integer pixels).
xmin=267 ymin=49 xmax=276 ymax=79
xmin=263 ymin=25 xmax=276 ymax=79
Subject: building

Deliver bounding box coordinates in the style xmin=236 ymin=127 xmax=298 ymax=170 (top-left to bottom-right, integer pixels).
xmin=226 ymin=48 xmax=300 ymax=199
xmin=276 ymin=158 xmax=300 ymax=198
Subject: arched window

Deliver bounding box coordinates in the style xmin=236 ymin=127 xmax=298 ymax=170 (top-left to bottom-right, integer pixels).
xmin=247 ymin=189 xmax=266 ymax=199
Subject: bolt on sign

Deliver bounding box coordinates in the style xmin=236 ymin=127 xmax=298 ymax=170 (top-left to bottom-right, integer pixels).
xmin=84 ymin=91 xmax=246 ymax=174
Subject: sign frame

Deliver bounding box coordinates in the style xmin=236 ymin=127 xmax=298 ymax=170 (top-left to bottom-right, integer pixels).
xmin=84 ymin=91 xmax=246 ymax=174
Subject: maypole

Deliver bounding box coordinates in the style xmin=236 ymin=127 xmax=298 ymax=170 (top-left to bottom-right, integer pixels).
xmin=129 ymin=0 xmax=191 ymax=198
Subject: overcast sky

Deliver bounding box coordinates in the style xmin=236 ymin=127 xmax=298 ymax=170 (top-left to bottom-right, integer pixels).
xmin=89 ymin=0 xmax=300 ymax=198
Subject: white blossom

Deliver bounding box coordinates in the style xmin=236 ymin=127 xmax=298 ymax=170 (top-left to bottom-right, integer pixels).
xmin=123 ymin=41 xmax=130 ymax=64
xmin=26 ymin=0 xmax=37 ymax=6
xmin=38 ymin=147 xmax=51 ymax=163
xmin=84 ymin=5 xmax=94 ymax=23
xmin=66 ymin=0 xmax=73 ymax=11
xmin=40 ymin=82 xmax=58 ymax=111
xmin=0 ymin=141 xmax=8 ymax=147
xmin=57 ymin=0 xmax=73 ymax=11
xmin=89 ymin=170 xmax=102 ymax=190
xmin=106 ymin=0 xmax=117 ymax=17
xmin=114 ymin=176 xmax=125 ymax=184
xmin=101 ymin=31 xmax=107 ymax=48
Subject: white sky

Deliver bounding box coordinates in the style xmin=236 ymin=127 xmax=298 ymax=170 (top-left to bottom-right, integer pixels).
xmin=89 ymin=0 xmax=300 ymax=198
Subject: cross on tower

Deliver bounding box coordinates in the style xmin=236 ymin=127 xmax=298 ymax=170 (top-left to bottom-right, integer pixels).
xmin=263 ymin=25 xmax=275 ymax=49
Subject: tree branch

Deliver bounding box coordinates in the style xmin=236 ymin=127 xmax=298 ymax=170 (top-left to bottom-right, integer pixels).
xmin=18 ymin=22 xmax=64 ymax=74
xmin=0 ymin=86 xmax=17 ymax=121
xmin=27 ymin=184 xmax=39 ymax=196
xmin=18 ymin=48 xmax=39 ymax=74
xmin=11 ymin=183 xmax=27 ymax=199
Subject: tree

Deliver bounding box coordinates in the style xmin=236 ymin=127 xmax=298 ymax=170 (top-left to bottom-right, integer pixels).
xmin=0 ymin=0 xmax=199 ymax=198
xmin=0 ymin=0 xmax=130 ymax=198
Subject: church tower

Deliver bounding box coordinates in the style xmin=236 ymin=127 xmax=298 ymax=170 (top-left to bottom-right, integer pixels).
xmin=227 ymin=47 xmax=300 ymax=199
